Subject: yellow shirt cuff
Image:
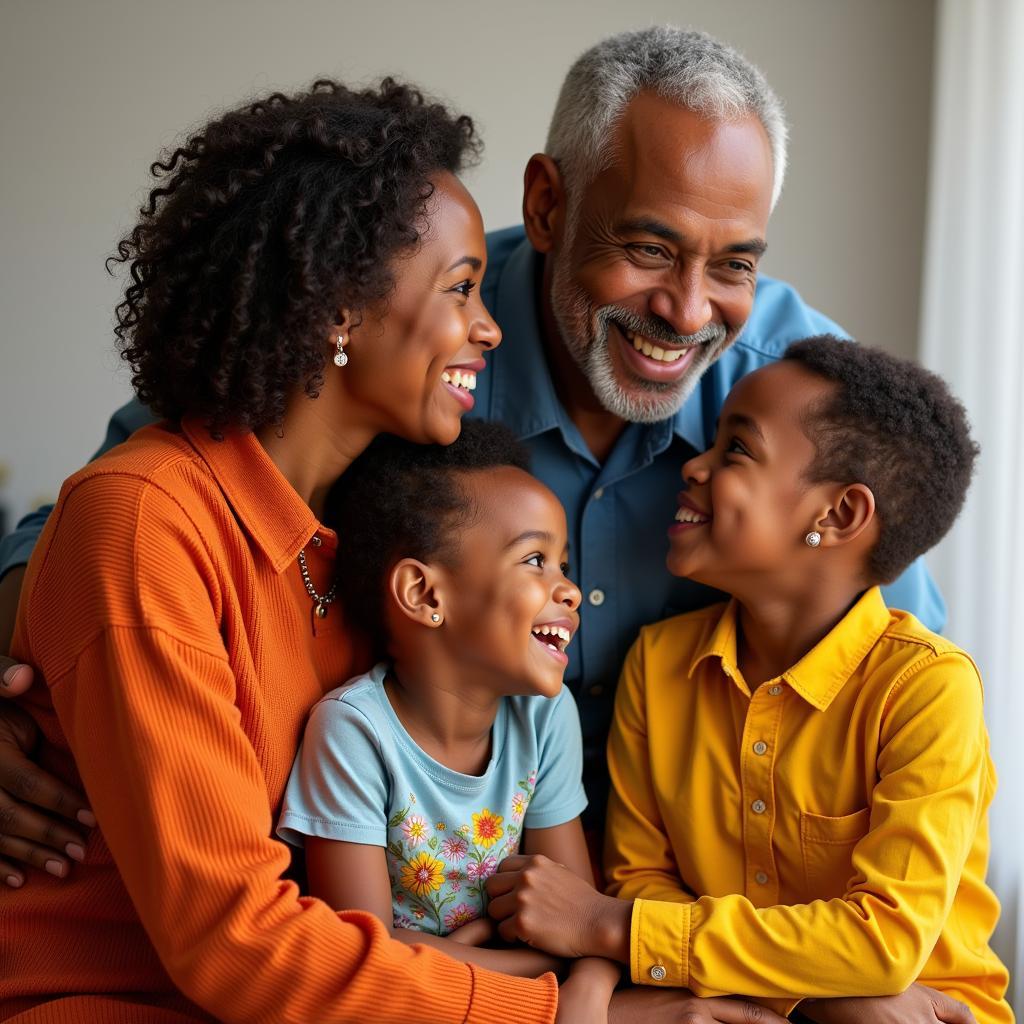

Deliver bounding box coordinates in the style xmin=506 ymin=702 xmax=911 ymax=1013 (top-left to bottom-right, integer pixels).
xmin=630 ymin=898 xmax=690 ymax=987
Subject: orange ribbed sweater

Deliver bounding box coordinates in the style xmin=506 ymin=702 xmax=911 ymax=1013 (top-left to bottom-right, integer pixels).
xmin=0 ymin=420 xmax=557 ymax=1024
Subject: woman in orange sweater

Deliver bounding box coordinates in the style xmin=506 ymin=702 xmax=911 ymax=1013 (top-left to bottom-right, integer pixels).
xmin=0 ymin=79 xmax=560 ymax=1024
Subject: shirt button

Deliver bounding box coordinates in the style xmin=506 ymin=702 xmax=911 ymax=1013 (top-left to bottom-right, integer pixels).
xmin=588 ymin=588 xmax=606 ymax=607
xmin=593 ymin=487 xmax=605 ymax=500
xmin=755 ymin=871 xmax=769 ymax=885
xmin=767 ymin=684 xmax=782 ymax=696
xmin=751 ymin=799 xmax=767 ymax=814
xmin=649 ymin=965 xmax=667 ymax=981
xmin=588 ymin=684 xmax=604 ymax=697
xmin=311 ymin=535 xmax=323 ymax=547
xmin=753 ymin=741 xmax=768 ymax=756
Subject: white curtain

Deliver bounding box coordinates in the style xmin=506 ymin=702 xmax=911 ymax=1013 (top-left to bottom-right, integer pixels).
xmin=919 ymin=0 xmax=1024 ymax=1013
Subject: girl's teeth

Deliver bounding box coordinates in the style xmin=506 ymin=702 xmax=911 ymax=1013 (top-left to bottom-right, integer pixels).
xmin=533 ymin=625 xmax=572 ymax=649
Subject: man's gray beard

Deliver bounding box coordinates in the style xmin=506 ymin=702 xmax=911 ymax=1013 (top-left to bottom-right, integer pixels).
xmin=550 ymin=256 xmax=735 ymax=424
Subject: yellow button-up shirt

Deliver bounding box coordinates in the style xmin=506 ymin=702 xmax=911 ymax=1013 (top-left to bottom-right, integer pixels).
xmin=604 ymin=587 xmax=1011 ymax=1023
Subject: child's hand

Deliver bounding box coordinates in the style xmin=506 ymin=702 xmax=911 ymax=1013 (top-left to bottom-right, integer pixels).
xmin=801 ymin=983 xmax=976 ymax=1024
xmin=608 ymin=989 xmax=789 ymax=1023
xmin=485 ymin=853 xmax=631 ymax=959
xmin=556 ymin=974 xmax=610 ymax=1024
xmin=445 ymin=916 xmax=494 ymax=946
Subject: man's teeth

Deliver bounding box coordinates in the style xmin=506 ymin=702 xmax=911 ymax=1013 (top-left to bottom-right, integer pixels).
xmin=624 ymin=329 xmax=688 ymax=363
xmin=441 ymin=369 xmax=477 ymax=390
xmin=675 ymin=506 xmax=710 ymax=524
xmin=532 ymin=624 xmax=572 ymax=651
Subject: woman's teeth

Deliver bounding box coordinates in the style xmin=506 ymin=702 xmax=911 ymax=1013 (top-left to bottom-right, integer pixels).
xmin=624 ymin=329 xmax=689 ymax=363
xmin=675 ymin=506 xmax=710 ymax=524
xmin=531 ymin=624 xmax=571 ymax=652
xmin=441 ymin=369 xmax=476 ymax=390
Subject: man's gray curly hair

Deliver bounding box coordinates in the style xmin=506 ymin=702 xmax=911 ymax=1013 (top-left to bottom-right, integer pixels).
xmin=545 ymin=26 xmax=788 ymax=211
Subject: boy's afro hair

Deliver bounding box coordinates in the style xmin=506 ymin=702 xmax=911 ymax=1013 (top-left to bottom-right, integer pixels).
xmin=784 ymin=335 xmax=978 ymax=583
xmin=324 ymin=420 xmax=531 ymax=655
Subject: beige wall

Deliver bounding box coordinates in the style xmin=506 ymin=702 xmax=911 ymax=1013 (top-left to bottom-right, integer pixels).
xmin=0 ymin=0 xmax=935 ymax=527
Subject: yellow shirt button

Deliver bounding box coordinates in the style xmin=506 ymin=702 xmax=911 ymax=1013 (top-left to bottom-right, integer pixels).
xmin=751 ymin=799 xmax=767 ymax=814
xmin=755 ymin=871 xmax=769 ymax=885
xmin=767 ymin=684 xmax=783 ymax=696
xmin=650 ymin=965 xmax=667 ymax=981
xmin=753 ymin=741 xmax=768 ymax=755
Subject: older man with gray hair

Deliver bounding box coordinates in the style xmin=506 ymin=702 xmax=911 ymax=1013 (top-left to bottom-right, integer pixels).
xmin=0 ymin=25 xmax=963 ymax=1024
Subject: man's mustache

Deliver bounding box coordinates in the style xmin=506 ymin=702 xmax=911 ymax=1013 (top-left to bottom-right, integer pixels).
xmin=597 ymin=305 xmax=728 ymax=349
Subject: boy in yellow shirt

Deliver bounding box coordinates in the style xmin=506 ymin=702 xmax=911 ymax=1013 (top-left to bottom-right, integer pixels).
xmin=485 ymin=336 xmax=1012 ymax=1023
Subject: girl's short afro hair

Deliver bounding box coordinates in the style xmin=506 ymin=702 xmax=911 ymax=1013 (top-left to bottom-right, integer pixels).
xmin=784 ymin=336 xmax=978 ymax=583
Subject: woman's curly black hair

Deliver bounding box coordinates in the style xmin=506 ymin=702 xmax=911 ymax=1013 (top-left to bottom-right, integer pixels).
xmin=784 ymin=336 xmax=979 ymax=583
xmin=325 ymin=420 xmax=531 ymax=657
xmin=109 ymin=78 xmax=481 ymax=434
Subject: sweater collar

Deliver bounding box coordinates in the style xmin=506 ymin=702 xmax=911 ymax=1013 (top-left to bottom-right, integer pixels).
xmin=182 ymin=418 xmax=325 ymax=574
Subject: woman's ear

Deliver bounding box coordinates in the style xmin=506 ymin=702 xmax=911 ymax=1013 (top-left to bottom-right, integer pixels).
xmin=388 ymin=558 xmax=444 ymax=628
xmin=816 ymin=483 xmax=877 ymax=548
xmin=522 ymin=154 xmax=566 ymax=254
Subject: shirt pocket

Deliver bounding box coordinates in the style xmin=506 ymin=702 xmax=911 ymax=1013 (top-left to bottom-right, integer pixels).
xmin=799 ymin=807 xmax=870 ymax=899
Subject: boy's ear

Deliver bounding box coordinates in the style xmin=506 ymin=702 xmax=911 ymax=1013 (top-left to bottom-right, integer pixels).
xmin=816 ymin=483 xmax=877 ymax=548
xmin=522 ymin=153 xmax=566 ymax=255
xmin=388 ymin=558 xmax=444 ymax=627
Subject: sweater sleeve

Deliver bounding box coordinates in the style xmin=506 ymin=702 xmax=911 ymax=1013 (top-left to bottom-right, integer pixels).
xmin=627 ymin=653 xmax=991 ymax=1001
xmin=26 ymin=477 xmax=557 ymax=1024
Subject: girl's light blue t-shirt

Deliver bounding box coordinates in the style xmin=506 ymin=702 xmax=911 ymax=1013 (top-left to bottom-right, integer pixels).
xmin=277 ymin=662 xmax=588 ymax=936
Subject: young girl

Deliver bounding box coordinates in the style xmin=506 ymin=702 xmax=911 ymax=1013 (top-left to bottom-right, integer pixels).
xmin=482 ymin=337 xmax=1012 ymax=1023
xmin=277 ymin=422 xmax=623 ymax=1020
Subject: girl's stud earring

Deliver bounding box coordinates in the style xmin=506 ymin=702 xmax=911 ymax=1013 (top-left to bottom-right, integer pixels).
xmin=430 ymin=612 xmax=441 ymax=623
xmin=805 ymin=531 xmax=822 ymax=548
xmin=333 ymin=334 xmax=348 ymax=368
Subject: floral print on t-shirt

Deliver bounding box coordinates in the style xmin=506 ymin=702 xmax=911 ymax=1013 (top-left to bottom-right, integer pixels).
xmin=387 ymin=769 xmax=537 ymax=934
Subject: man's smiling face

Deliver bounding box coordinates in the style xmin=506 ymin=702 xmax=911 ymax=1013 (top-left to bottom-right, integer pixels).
xmin=548 ymin=92 xmax=774 ymax=423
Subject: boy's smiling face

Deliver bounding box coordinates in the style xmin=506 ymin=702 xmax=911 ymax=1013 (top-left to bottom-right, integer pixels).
xmin=434 ymin=466 xmax=581 ymax=699
xmin=667 ymin=360 xmax=844 ymax=596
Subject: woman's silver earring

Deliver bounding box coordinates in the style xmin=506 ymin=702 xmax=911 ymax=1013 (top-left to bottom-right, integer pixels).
xmin=805 ymin=531 xmax=822 ymax=548
xmin=333 ymin=334 xmax=348 ymax=368
xmin=430 ymin=612 xmax=441 ymax=623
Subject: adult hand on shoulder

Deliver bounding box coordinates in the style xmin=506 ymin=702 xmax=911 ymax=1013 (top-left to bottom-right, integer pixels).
xmin=608 ymin=988 xmax=789 ymax=1024
xmin=485 ymin=853 xmax=631 ymax=959
xmin=800 ymin=984 xmax=977 ymax=1024
xmin=0 ymin=654 xmax=95 ymax=889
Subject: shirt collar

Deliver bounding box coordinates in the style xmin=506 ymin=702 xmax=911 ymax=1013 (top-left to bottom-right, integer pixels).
xmin=182 ymin=418 xmax=322 ymax=575
xmin=487 ymin=238 xmax=563 ymax=439
xmin=690 ymin=586 xmax=892 ymax=710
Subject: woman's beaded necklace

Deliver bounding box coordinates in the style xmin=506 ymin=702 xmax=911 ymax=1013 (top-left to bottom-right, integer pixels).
xmin=297 ymin=546 xmax=337 ymax=618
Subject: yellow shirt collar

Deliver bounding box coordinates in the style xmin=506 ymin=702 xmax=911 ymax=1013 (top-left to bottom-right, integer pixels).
xmin=690 ymin=586 xmax=893 ymax=710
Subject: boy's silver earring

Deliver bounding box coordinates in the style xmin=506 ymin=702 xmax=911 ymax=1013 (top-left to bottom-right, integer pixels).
xmin=431 ymin=612 xmax=441 ymax=623
xmin=805 ymin=531 xmax=822 ymax=548
xmin=333 ymin=334 xmax=348 ymax=368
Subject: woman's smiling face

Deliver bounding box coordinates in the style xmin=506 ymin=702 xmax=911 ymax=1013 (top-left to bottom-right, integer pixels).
xmin=667 ymin=360 xmax=839 ymax=597
xmin=341 ymin=173 xmax=500 ymax=445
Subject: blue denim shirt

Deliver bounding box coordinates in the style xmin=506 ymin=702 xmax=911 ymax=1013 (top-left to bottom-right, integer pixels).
xmin=1 ymin=226 xmax=945 ymax=812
